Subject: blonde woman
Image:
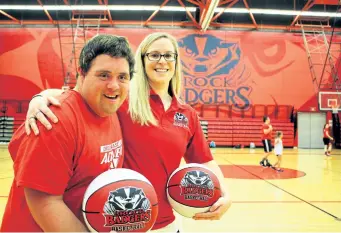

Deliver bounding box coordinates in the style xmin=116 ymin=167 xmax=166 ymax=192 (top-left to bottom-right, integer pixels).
xmin=23 ymin=32 xmax=231 ymax=232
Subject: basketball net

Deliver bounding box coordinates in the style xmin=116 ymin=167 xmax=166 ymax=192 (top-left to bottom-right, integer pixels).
xmin=331 ymin=104 xmax=339 ymax=114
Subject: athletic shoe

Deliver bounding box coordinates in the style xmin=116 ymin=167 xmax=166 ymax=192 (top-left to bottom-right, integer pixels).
xmin=260 ymin=160 xmax=266 ymax=167
xmin=265 ymin=161 xmax=272 ymax=167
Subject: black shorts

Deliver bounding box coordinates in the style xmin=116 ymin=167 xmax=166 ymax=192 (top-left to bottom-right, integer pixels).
xmin=323 ymin=138 xmax=330 ymax=145
xmin=262 ymin=139 xmax=272 ymax=153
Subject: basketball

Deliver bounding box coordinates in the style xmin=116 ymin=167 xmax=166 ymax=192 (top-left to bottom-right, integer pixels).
xmin=166 ymin=163 xmax=221 ymax=218
xmin=82 ymin=169 xmax=158 ymax=232
xmin=209 ymin=141 xmax=216 ymax=148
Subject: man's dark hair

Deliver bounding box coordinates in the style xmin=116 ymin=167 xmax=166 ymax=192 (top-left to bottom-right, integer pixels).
xmin=78 ymin=34 xmax=135 ymax=79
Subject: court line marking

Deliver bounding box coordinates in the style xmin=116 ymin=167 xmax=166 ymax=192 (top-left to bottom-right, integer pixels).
xmin=221 ymin=158 xmax=341 ymax=220
xmin=0 ymin=177 xmax=13 ymax=180
xmin=233 ymin=201 xmax=341 ymax=203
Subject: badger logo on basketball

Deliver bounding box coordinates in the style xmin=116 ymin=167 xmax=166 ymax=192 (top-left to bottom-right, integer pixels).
xmin=173 ymin=112 xmax=189 ymax=128
xmin=102 ymin=187 xmax=152 ymax=232
xmin=180 ymin=170 xmax=214 ymax=201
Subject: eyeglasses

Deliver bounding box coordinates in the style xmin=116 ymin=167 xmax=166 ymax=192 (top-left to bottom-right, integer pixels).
xmin=144 ymin=52 xmax=177 ymax=62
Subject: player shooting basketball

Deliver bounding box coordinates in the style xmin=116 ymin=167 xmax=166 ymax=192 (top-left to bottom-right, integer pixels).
xmin=260 ymin=116 xmax=273 ymax=167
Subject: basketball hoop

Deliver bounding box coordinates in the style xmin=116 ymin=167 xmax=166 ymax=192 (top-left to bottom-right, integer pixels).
xmin=331 ymin=104 xmax=339 ymax=114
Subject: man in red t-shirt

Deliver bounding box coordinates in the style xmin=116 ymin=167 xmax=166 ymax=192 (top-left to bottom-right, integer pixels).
xmin=323 ymin=123 xmax=334 ymax=156
xmin=0 ymin=35 xmax=135 ymax=232
xmin=260 ymin=116 xmax=273 ymax=167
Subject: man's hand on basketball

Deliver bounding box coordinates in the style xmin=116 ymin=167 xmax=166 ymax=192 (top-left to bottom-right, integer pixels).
xmin=25 ymin=95 xmax=61 ymax=136
xmin=192 ymin=196 xmax=231 ymax=220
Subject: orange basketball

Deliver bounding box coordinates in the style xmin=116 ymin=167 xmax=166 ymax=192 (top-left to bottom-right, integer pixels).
xmin=82 ymin=169 xmax=158 ymax=232
xmin=166 ymin=163 xmax=221 ymax=218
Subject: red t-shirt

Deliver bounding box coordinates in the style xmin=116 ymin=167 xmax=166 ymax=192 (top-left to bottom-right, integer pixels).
xmin=117 ymin=91 xmax=213 ymax=230
xmin=323 ymin=128 xmax=330 ymax=138
xmin=1 ymin=91 xmax=124 ymax=232
xmin=261 ymin=123 xmax=272 ymax=140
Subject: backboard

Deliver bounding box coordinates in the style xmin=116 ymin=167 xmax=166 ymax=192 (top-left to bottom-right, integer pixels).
xmin=319 ymin=91 xmax=341 ymax=111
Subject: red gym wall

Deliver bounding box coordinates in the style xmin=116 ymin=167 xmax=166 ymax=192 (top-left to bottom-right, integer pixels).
xmin=0 ymin=28 xmax=340 ymax=115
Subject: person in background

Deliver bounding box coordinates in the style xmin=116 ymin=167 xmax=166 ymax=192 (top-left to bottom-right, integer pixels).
xmin=272 ymin=131 xmax=284 ymax=172
xmin=323 ymin=123 xmax=334 ymax=157
xmin=260 ymin=116 xmax=273 ymax=167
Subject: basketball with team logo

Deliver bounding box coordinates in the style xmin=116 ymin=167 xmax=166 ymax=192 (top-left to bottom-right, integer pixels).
xmin=166 ymin=163 xmax=221 ymax=218
xmin=82 ymin=169 xmax=158 ymax=232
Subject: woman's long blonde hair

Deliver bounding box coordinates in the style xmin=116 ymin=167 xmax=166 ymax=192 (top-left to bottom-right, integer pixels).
xmin=128 ymin=32 xmax=183 ymax=126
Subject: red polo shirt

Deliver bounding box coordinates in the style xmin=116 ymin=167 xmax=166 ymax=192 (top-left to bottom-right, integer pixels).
xmin=117 ymin=90 xmax=213 ymax=230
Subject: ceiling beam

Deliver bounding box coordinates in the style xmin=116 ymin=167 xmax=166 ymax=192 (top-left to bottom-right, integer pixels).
xmin=210 ymin=0 xmax=238 ymax=23
xmin=0 ymin=19 xmax=340 ymax=32
xmin=201 ymin=0 xmax=220 ymax=31
xmin=210 ymin=22 xmax=341 ymax=31
xmin=0 ymin=20 xmax=197 ymax=27
xmin=219 ymin=0 xmax=235 ymax=6
xmin=290 ymin=0 xmax=315 ymax=26
xmin=0 ymin=10 xmax=20 ymax=24
xmin=144 ymin=0 xmax=170 ymax=26
xmin=63 ymin=0 xmax=77 ymax=17
xmin=199 ymin=0 xmax=211 ymax=25
xmin=187 ymin=0 xmax=203 ymax=7
xmin=37 ymin=0 xmax=54 ymax=24
xmin=177 ymin=0 xmax=201 ymax=29
xmin=243 ymin=0 xmax=258 ymax=29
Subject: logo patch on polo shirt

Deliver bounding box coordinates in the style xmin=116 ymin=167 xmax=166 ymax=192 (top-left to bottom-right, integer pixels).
xmin=173 ymin=112 xmax=189 ymax=128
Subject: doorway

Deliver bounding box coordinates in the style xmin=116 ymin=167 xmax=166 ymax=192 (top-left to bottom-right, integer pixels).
xmin=297 ymin=112 xmax=326 ymax=149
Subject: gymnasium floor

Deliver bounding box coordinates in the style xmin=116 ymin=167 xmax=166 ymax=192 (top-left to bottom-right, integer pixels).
xmin=0 ymin=145 xmax=340 ymax=232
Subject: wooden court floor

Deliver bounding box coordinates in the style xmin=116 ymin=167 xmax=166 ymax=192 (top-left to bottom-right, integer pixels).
xmin=1 ymin=145 xmax=341 ymax=232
